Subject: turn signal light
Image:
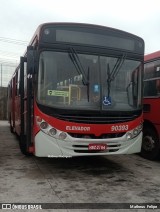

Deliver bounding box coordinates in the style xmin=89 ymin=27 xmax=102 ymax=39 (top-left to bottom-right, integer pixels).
xmin=40 ymin=122 xmax=48 ymax=129
xmin=36 ymin=116 xmax=42 ymax=123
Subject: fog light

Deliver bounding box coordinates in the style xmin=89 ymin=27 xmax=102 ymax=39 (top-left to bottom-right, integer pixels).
xmin=59 ymin=132 xmax=67 ymax=140
xmin=49 ymin=128 xmax=57 ymax=136
xmin=40 ymin=121 xmax=48 ymax=129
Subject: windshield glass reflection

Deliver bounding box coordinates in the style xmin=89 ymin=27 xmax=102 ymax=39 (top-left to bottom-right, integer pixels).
xmin=37 ymin=51 xmax=142 ymax=111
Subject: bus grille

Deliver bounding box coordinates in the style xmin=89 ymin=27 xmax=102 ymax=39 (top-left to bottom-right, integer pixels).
xmin=53 ymin=114 xmax=138 ymax=124
xmin=68 ymin=132 xmax=125 ymax=139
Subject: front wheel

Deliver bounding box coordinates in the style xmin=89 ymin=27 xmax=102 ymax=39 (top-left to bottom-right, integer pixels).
xmin=141 ymin=127 xmax=160 ymax=160
xmin=9 ymin=115 xmax=14 ymax=133
xmin=19 ymin=134 xmax=32 ymax=156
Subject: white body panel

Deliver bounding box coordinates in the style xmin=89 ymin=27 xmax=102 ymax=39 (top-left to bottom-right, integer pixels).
xmin=35 ymin=131 xmax=142 ymax=157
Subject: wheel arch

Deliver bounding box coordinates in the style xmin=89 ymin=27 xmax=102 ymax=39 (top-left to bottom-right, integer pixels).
xmin=143 ymin=119 xmax=159 ymax=140
xmin=141 ymin=119 xmax=160 ymax=160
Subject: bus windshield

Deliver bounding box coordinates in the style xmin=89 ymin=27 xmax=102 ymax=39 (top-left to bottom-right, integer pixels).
xmin=37 ymin=51 xmax=142 ymax=111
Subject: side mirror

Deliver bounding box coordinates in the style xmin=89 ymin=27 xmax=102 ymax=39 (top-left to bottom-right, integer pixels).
xmin=27 ymin=46 xmax=37 ymax=75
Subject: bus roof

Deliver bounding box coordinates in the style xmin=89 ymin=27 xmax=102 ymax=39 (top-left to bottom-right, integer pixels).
xmin=145 ymin=51 xmax=160 ymax=62
xmin=29 ymin=22 xmax=144 ymax=46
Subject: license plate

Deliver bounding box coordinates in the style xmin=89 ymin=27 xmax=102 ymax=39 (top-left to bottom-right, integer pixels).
xmin=88 ymin=143 xmax=107 ymax=151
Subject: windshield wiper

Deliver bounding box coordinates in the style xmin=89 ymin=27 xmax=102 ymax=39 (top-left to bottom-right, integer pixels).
xmin=68 ymin=47 xmax=88 ymax=85
xmin=106 ymin=54 xmax=126 ymax=97
xmin=68 ymin=47 xmax=90 ymax=101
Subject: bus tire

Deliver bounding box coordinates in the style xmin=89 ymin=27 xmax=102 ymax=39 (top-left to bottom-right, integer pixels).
xmin=9 ymin=115 xmax=14 ymax=133
xmin=141 ymin=127 xmax=160 ymax=160
xmin=10 ymin=124 xmax=14 ymax=133
xmin=19 ymin=134 xmax=32 ymax=156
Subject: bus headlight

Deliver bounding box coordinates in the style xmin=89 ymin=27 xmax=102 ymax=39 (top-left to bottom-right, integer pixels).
xmin=59 ymin=132 xmax=67 ymax=140
xmin=138 ymin=124 xmax=143 ymax=131
xmin=36 ymin=117 xmax=68 ymax=140
xmin=133 ymin=129 xmax=138 ymax=136
xmin=49 ymin=128 xmax=57 ymax=136
xmin=126 ymin=133 xmax=132 ymax=140
xmin=126 ymin=124 xmax=142 ymax=140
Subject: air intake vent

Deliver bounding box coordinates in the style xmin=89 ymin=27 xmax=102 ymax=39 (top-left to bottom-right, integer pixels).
xmin=53 ymin=114 xmax=137 ymax=124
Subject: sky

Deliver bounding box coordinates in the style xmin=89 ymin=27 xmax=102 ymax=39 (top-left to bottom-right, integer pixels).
xmin=0 ymin=0 xmax=160 ymax=85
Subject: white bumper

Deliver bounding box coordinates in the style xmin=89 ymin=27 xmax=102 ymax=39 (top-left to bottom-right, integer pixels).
xmin=34 ymin=131 xmax=142 ymax=157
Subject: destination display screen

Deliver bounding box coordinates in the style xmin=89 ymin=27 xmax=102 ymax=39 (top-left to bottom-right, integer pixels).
xmin=41 ymin=25 xmax=144 ymax=53
xmin=56 ymin=29 xmax=135 ymax=51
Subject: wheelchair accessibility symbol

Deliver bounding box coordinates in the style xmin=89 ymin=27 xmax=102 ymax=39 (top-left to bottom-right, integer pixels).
xmin=103 ymin=96 xmax=112 ymax=106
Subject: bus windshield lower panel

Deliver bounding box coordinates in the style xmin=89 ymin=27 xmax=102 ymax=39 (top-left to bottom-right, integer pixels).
xmin=37 ymin=51 xmax=142 ymax=112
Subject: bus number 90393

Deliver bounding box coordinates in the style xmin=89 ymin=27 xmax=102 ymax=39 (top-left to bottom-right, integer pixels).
xmin=111 ymin=125 xmax=129 ymax=132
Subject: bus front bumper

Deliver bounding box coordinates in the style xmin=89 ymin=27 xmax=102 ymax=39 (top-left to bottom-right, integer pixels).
xmin=34 ymin=131 xmax=142 ymax=157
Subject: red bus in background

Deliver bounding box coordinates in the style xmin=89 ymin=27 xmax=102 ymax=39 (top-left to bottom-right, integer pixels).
xmin=8 ymin=23 xmax=144 ymax=157
xmin=141 ymin=51 xmax=160 ymax=160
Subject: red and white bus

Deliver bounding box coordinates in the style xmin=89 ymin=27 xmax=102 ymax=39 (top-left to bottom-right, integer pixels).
xmin=141 ymin=51 xmax=160 ymax=160
xmin=8 ymin=23 xmax=144 ymax=157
